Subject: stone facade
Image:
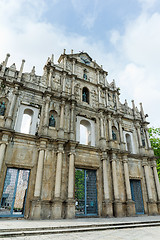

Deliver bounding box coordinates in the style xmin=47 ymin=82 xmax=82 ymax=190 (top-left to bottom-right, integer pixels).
xmin=0 ymin=50 xmax=160 ymax=219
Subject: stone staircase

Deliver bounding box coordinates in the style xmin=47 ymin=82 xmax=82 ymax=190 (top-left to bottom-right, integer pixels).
xmin=1 ymin=220 xmax=160 ymax=238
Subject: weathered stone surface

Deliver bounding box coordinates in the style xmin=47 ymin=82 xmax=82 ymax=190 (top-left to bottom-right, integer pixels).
xmin=0 ymin=50 xmax=159 ymax=219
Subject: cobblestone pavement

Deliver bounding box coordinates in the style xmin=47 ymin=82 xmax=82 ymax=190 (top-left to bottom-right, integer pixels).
xmin=1 ymin=227 xmax=160 ymax=240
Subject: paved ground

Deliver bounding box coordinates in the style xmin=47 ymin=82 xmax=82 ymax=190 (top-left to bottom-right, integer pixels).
xmin=0 ymin=215 xmax=160 ymax=240
xmin=1 ymin=227 xmax=160 ymax=240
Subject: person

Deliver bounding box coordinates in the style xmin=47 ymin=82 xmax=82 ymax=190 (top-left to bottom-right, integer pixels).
xmin=0 ymin=101 xmax=6 ymax=116
xmin=49 ymin=114 xmax=55 ymax=127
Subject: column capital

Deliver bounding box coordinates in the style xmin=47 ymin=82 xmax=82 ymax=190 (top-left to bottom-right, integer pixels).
xmin=122 ymin=156 xmax=128 ymax=163
xmin=110 ymin=153 xmax=117 ymax=162
xmin=68 ymin=151 xmax=76 ymax=156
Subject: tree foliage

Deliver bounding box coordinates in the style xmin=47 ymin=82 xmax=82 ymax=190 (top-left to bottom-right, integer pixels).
xmin=148 ymin=127 xmax=160 ymax=180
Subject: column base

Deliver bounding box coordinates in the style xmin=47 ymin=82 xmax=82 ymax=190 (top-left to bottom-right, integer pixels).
xmin=66 ymin=199 xmax=75 ymax=219
xmin=126 ymin=200 xmax=136 ymax=216
xmin=113 ymin=200 xmax=124 ymax=217
xmin=41 ymin=201 xmax=51 ymax=219
xmin=30 ymin=200 xmax=41 ymax=219
xmin=148 ymin=201 xmax=158 ymax=215
xmin=51 ymin=198 xmax=63 ymax=219
xmin=102 ymin=200 xmax=113 ymax=217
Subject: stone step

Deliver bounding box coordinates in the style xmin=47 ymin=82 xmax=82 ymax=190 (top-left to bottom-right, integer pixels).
xmin=1 ymin=221 xmax=160 ymax=238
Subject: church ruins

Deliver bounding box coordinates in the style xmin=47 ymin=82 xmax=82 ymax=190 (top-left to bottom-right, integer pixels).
xmin=0 ymin=50 xmax=160 ymax=219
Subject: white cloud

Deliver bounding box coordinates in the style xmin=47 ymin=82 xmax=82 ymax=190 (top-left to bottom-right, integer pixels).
xmin=0 ymin=0 xmax=160 ymax=127
xmin=138 ymin=0 xmax=157 ymax=11
xmin=111 ymin=8 xmax=160 ymax=126
xmin=71 ymin=0 xmax=99 ymax=29
xmin=0 ymin=0 xmax=107 ymax=74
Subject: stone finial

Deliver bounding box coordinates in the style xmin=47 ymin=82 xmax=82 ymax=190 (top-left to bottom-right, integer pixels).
xmin=113 ymin=79 xmax=116 ymax=89
xmin=71 ymin=49 xmax=73 ymax=54
xmin=132 ymin=100 xmax=136 ymax=114
xmin=125 ymin=99 xmax=128 ymax=106
xmin=31 ymin=66 xmax=35 ymax=75
xmin=101 ymin=65 xmax=103 ymax=69
xmin=4 ymin=53 xmax=10 ymax=67
xmin=51 ymin=54 xmax=54 ymax=64
xmin=10 ymin=63 xmax=16 ymax=70
xmin=64 ymin=49 xmax=66 ymax=54
xmin=140 ymin=102 xmax=145 ymax=120
xmin=17 ymin=59 xmax=25 ymax=81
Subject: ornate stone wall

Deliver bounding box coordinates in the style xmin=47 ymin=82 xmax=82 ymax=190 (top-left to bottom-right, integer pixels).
xmin=0 ymin=50 xmax=159 ymax=219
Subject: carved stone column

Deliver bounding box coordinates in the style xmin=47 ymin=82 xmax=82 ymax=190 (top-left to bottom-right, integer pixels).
xmin=5 ymin=87 xmax=18 ymax=128
xmin=62 ymin=72 xmax=66 ymax=92
xmin=48 ymin=68 xmax=53 ymax=89
xmin=72 ymin=59 xmax=75 ymax=75
xmin=143 ymin=160 xmax=158 ymax=215
xmin=118 ymin=118 xmax=125 ymax=151
xmin=66 ymin=147 xmax=76 ymax=218
xmin=58 ymin=100 xmax=65 ymax=138
xmin=71 ymin=76 xmax=75 ymax=96
xmin=0 ymin=143 xmax=6 ymax=173
xmin=70 ymin=103 xmax=75 ymax=141
xmin=43 ymin=95 xmax=50 ymax=135
xmin=135 ymin=123 xmax=143 ymax=148
xmin=34 ymin=148 xmax=45 ymax=197
xmin=111 ymin=153 xmax=123 ymax=217
xmin=96 ymin=70 xmax=100 ymax=84
xmin=99 ymin=112 xmax=106 ymax=148
xmin=107 ymin=114 xmax=113 ymax=148
xmin=31 ymin=141 xmax=46 ymax=219
xmin=153 ymin=163 xmax=160 ymax=201
xmin=102 ymin=152 xmax=113 ymax=217
xmin=52 ymin=143 xmax=63 ymax=219
xmin=123 ymin=155 xmax=135 ymax=216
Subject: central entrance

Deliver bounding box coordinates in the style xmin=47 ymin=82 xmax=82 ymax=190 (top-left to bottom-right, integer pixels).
xmin=75 ymin=168 xmax=98 ymax=216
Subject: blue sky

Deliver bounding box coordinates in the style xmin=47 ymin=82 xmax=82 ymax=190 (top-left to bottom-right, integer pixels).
xmin=0 ymin=0 xmax=160 ymax=127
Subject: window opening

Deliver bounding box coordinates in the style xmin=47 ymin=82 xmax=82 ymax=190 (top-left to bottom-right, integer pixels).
xmin=126 ymin=133 xmax=132 ymax=152
xmin=20 ymin=109 xmax=33 ymax=134
xmin=80 ymin=120 xmax=91 ymax=145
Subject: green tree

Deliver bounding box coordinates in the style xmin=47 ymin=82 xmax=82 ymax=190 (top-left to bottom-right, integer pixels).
xmin=148 ymin=127 xmax=160 ymax=180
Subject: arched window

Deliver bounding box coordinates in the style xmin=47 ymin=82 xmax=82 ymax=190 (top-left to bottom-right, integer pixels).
xmin=112 ymin=126 xmax=117 ymax=141
xmin=80 ymin=120 xmax=91 ymax=145
xmin=126 ymin=134 xmax=132 ymax=152
xmin=20 ymin=109 xmax=33 ymax=134
xmin=82 ymin=87 xmax=89 ymax=104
